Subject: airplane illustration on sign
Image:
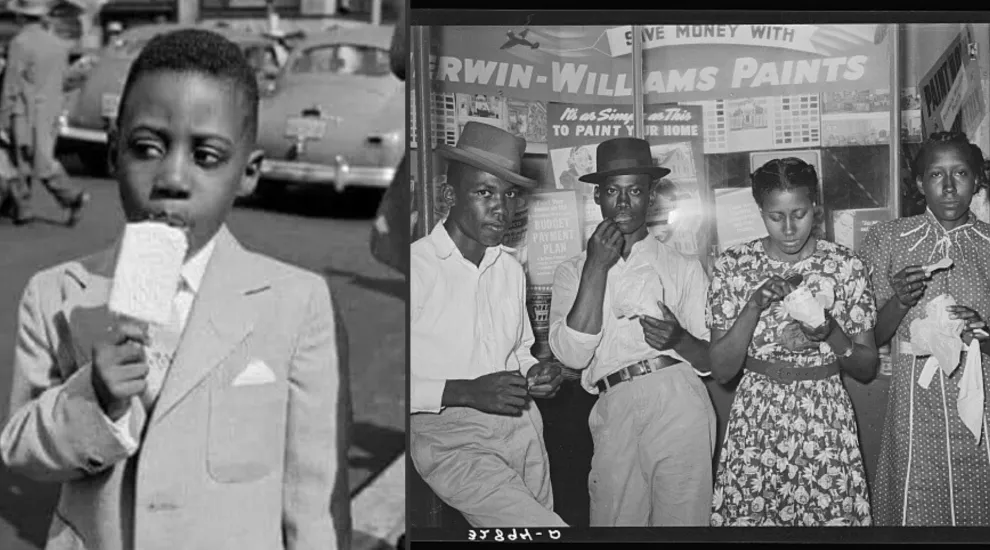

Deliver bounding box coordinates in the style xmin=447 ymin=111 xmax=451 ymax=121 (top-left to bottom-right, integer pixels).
xmin=500 ymin=28 xmax=540 ymax=50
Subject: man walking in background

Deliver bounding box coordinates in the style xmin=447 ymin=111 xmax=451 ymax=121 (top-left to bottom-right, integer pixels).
xmin=0 ymin=0 xmax=89 ymax=226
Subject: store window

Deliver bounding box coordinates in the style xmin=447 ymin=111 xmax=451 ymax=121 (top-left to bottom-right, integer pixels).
xmin=413 ymin=25 xmax=898 ymax=347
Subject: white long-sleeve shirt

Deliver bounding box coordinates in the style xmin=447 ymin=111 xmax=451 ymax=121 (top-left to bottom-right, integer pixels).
xmin=411 ymin=222 xmax=538 ymax=414
xmin=548 ymin=236 xmax=710 ymax=395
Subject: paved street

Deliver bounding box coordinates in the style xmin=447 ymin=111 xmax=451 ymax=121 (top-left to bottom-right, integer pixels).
xmin=0 ymin=163 xmax=405 ymax=549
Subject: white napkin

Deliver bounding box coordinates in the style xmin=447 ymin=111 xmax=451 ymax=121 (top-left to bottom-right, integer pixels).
xmin=910 ymin=294 xmax=965 ymax=388
xmin=612 ymin=263 xmax=665 ymax=320
xmin=910 ymin=294 xmax=985 ymax=444
xmin=958 ymin=339 xmax=984 ymax=444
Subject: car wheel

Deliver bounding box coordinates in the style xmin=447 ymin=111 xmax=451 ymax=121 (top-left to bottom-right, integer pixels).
xmin=78 ymin=148 xmax=109 ymax=177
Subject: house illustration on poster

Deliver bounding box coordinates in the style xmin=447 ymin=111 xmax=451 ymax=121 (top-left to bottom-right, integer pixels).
xmin=730 ymin=100 xmax=767 ymax=130
xmin=653 ymin=144 xmax=695 ymax=179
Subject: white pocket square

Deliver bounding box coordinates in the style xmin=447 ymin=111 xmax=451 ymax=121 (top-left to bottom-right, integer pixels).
xmin=232 ymin=360 xmax=277 ymax=387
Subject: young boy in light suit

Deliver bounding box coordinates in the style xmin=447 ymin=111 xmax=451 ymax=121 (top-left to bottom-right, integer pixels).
xmin=0 ymin=29 xmax=348 ymax=550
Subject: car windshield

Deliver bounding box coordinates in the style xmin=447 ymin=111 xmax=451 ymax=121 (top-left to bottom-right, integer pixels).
xmin=289 ymin=44 xmax=390 ymax=77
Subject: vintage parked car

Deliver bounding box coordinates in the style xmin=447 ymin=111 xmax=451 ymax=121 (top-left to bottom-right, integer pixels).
xmin=57 ymin=22 xmax=284 ymax=175
xmin=255 ymin=25 xmax=403 ymax=197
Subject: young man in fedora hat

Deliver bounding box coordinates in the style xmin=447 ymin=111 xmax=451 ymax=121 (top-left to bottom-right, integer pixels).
xmin=548 ymin=137 xmax=717 ymax=527
xmin=410 ymin=121 xmax=568 ymax=528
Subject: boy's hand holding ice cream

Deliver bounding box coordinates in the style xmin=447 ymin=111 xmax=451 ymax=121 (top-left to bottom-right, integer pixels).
xmin=92 ymin=221 xmax=189 ymax=420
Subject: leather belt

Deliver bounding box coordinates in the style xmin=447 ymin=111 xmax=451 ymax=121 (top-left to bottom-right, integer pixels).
xmin=745 ymin=356 xmax=840 ymax=383
xmin=595 ymin=355 xmax=681 ymax=393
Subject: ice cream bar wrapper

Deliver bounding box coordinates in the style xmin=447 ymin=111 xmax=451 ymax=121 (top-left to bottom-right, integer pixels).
xmin=783 ymin=286 xmax=826 ymax=328
xmin=108 ymin=221 xmax=189 ymax=326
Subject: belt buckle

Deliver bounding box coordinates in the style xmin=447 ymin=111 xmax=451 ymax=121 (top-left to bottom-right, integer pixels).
xmin=618 ymin=368 xmax=633 ymax=382
xmin=642 ymin=358 xmax=657 ymax=373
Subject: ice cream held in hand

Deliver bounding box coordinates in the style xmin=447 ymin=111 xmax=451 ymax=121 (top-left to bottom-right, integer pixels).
xmin=923 ymin=256 xmax=953 ymax=276
xmin=108 ymin=221 xmax=189 ymax=326
xmin=782 ymin=286 xmax=827 ymax=328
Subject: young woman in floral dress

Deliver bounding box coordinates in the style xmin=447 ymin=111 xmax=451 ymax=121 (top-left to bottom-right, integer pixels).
xmin=707 ymin=158 xmax=878 ymax=526
xmin=861 ymin=132 xmax=990 ymax=526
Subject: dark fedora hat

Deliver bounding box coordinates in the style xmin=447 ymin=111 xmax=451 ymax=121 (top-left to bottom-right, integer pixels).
xmin=436 ymin=121 xmax=537 ymax=188
xmin=578 ymin=137 xmax=671 ymax=185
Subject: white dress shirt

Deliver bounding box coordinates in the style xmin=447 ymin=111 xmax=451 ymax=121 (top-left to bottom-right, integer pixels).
xmin=548 ymin=236 xmax=711 ymax=395
xmin=411 ymin=222 xmax=538 ymax=414
xmin=102 ymin=231 xmax=219 ymax=454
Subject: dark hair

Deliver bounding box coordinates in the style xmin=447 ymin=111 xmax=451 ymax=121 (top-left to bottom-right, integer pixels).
xmin=750 ymin=157 xmax=820 ymax=208
xmin=118 ymin=29 xmax=259 ymax=140
xmin=911 ymin=131 xmax=985 ymax=183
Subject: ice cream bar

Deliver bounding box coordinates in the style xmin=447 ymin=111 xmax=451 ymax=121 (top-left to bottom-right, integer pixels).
xmin=108 ymin=221 xmax=189 ymax=326
xmin=923 ymin=256 xmax=953 ymax=276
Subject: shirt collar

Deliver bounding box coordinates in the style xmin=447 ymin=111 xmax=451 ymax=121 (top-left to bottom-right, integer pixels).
xmin=924 ymin=206 xmax=976 ymax=234
xmin=180 ymin=230 xmax=219 ymax=294
xmin=428 ymin=220 xmax=512 ymax=269
xmin=615 ymin=233 xmax=656 ymax=266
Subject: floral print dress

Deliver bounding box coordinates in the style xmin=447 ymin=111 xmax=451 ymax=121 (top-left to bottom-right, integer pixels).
xmin=707 ymin=238 xmax=874 ymax=526
xmin=861 ymin=211 xmax=990 ymax=526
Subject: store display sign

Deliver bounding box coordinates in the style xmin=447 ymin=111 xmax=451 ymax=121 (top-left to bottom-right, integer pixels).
xmin=432 ymin=24 xmax=891 ymax=104
xmin=714 ymin=187 xmax=768 ymax=251
xmin=832 ymin=208 xmax=890 ymax=252
xmin=919 ymin=27 xmax=985 ymax=137
xmin=526 ymin=192 xmax=583 ymax=287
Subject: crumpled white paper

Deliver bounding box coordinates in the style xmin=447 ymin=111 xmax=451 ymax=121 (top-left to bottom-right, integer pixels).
xmin=910 ymin=293 xmax=984 ymax=444
xmin=612 ymin=263 xmax=665 ymax=320
xmin=782 ymin=282 xmax=835 ymax=329
xmin=958 ymin=339 xmax=984 ymax=443
xmin=910 ymin=294 xmax=965 ymax=385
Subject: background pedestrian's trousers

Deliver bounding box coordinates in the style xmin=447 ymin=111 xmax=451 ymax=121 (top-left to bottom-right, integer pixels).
xmin=410 ymin=403 xmax=567 ymax=528
xmin=8 ymin=115 xmax=82 ymax=214
xmin=588 ymin=362 xmax=717 ymax=527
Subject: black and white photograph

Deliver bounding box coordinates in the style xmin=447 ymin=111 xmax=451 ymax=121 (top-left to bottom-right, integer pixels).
xmin=408 ymin=11 xmax=990 ymax=546
xmin=0 ymin=0 xmax=406 ymax=549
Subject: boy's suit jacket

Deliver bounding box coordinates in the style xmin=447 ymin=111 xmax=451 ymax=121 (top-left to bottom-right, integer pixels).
xmin=0 ymin=226 xmax=345 ymax=550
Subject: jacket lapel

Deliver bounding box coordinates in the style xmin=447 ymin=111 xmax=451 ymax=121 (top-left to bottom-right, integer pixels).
xmin=150 ymin=227 xmax=271 ymax=426
xmin=61 ymin=244 xmax=117 ymax=369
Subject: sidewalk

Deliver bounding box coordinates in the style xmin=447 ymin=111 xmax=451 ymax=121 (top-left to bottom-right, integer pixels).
xmin=353 ymin=453 xmax=406 ymax=550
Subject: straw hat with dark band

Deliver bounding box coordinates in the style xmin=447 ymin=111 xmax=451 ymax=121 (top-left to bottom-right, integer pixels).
xmin=436 ymin=121 xmax=537 ymax=188
xmin=578 ymin=137 xmax=671 ymax=185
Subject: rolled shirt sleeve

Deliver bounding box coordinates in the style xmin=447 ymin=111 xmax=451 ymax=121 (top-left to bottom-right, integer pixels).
xmin=410 ymin=254 xmax=446 ymax=414
xmin=548 ymin=258 xmax=603 ymax=371
xmin=675 ymin=259 xmax=713 ymax=377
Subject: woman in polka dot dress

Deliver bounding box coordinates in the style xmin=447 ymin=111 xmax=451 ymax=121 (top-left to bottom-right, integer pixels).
xmin=708 ymin=158 xmax=877 ymax=526
xmin=861 ymin=132 xmax=990 ymax=526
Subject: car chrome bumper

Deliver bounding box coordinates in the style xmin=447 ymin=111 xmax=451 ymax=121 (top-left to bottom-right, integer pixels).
xmin=57 ymin=125 xmax=108 ymax=144
xmin=260 ymin=159 xmax=396 ymax=192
